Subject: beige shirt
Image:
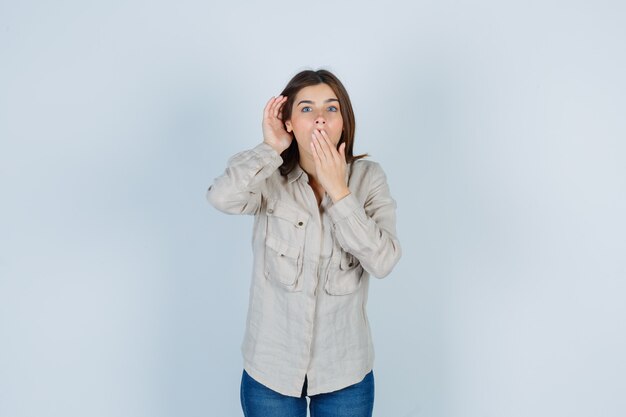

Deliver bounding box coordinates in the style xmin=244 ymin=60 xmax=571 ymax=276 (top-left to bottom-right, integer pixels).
xmin=206 ymin=142 xmax=401 ymax=397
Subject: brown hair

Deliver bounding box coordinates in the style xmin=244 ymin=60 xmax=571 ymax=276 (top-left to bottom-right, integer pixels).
xmin=278 ymin=69 xmax=368 ymax=176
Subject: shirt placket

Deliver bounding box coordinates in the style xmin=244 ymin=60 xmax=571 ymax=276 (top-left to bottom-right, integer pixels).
xmin=295 ymin=174 xmax=326 ymax=386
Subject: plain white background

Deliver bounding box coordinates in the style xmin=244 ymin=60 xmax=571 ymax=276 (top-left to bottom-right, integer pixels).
xmin=1 ymin=1 xmax=625 ymax=416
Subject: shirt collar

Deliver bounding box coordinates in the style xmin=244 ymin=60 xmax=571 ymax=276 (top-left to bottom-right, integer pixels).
xmin=287 ymin=163 xmax=306 ymax=184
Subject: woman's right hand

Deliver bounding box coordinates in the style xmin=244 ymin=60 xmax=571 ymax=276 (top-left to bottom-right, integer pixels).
xmin=262 ymin=96 xmax=292 ymax=154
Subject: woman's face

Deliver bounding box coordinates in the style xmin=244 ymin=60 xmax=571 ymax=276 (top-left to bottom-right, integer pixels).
xmin=285 ymin=83 xmax=343 ymax=157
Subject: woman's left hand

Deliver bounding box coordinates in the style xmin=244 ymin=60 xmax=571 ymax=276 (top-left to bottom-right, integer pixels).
xmin=311 ymin=129 xmax=351 ymax=203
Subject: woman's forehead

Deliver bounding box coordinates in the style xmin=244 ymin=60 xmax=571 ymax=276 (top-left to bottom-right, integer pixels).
xmin=294 ymin=83 xmax=337 ymax=101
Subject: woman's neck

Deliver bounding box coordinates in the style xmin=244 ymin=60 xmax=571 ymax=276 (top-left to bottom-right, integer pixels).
xmin=298 ymin=154 xmax=325 ymax=206
xmin=298 ymin=153 xmax=318 ymax=184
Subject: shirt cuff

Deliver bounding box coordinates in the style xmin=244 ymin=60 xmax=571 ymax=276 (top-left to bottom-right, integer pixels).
xmin=327 ymin=192 xmax=363 ymax=224
xmin=252 ymin=142 xmax=283 ymax=169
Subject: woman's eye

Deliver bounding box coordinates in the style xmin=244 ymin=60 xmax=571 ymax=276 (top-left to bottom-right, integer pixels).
xmin=328 ymin=106 xmax=338 ymax=112
xmin=302 ymin=107 xmax=312 ymax=112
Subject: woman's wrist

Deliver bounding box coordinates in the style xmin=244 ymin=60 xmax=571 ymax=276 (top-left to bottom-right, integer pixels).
xmin=263 ymin=139 xmax=287 ymax=155
xmin=263 ymin=139 xmax=290 ymax=155
xmin=329 ymin=186 xmax=351 ymax=203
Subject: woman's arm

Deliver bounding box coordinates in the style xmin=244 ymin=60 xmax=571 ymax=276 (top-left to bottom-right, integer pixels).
xmin=206 ymin=142 xmax=283 ymax=215
xmin=327 ymin=162 xmax=402 ymax=278
xmin=206 ymin=95 xmax=292 ymax=215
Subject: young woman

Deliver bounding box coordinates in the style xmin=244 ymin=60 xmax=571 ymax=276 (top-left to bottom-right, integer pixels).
xmin=207 ymin=69 xmax=401 ymax=417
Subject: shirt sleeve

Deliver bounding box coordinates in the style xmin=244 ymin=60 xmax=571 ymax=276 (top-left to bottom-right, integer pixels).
xmin=206 ymin=142 xmax=283 ymax=215
xmin=326 ymin=162 xmax=402 ymax=278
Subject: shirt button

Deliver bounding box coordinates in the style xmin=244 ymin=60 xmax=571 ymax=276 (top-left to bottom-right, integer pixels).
xmin=298 ymin=221 xmax=303 ymax=226
xmin=267 ymin=208 xmax=274 ymax=214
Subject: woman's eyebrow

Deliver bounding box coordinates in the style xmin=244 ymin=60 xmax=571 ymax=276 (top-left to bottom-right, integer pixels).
xmin=297 ymin=98 xmax=339 ymax=106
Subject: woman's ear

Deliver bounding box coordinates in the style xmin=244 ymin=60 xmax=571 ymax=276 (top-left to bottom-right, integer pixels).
xmin=285 ymin=120 xmax=292 ymax=133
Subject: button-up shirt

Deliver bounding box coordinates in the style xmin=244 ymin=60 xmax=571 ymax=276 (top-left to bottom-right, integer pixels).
xmin=206 ymin=142 xmax=402 ymax=397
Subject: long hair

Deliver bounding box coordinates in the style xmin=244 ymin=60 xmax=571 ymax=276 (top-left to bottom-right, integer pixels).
xmin=278 ymin=69 xmax=368 ymax=176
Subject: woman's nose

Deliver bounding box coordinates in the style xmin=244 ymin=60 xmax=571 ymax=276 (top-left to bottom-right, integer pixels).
xmin=315 ymin=116 xmax=326 ymax=125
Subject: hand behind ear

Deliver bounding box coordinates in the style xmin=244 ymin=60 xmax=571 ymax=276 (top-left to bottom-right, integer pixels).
xmin=262 ymin=96 xmax=292 ymax=153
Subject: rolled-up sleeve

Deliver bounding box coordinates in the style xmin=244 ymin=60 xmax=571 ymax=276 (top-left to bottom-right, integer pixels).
xmin=327 ymin=162 xmax=401 ymax=278
xmin=206 ymin=142 xmax=283 ymax=215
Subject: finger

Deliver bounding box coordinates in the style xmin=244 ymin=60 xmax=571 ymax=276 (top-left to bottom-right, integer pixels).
xmin=263 ymin=96 xmax=277 ymax=121
xmin=331 ymin=135 xmax=347 ymax=166
xmin=277 ymin=97 xmax=288 ymax=120
xmin=317 ymin=130 xmax=338 ymax=161
xmin=310 ymin=140 xmax=322 ymax=170
xmin=339 ymin=142 xmax=346 ymax=161
xmin=312 ymin=131 xmax=329 ymax=162
xmin=274 ymin=96 xmax=287 ymax=117
xmin=272 ymin=95 xmax=285 ymax=118
xmin=279 ymin=97 xmax=288 ymax=117
xmin=265 ymin=96 xmax=280 ymax=120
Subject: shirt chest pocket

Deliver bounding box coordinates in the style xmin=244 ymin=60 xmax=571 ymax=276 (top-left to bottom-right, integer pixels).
xmin=266 ymin=199 xmax=309 ymax=243
xmin=264 ymin=234 xmax=303 ymax=289
xmin=324 ymin=250 xmax=364 ymax=296
xmin=264 ymin=200 xmax=310 ymax=290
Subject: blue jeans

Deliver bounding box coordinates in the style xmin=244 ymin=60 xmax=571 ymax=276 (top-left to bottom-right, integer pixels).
xmin=240 ymin=369 xmax=375 ymax=417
